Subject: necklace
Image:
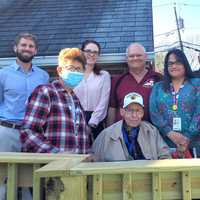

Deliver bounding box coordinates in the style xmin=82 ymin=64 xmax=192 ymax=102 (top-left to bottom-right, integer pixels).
xmin=171 ymin=84 xmax=184 ymax=111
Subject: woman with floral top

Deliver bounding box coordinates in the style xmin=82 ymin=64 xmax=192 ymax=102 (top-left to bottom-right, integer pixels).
xmin=150 ymin=48 xmax=200 ymax=154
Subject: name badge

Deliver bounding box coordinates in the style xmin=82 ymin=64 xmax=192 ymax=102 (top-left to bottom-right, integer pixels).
xmin=173 ymin=117 xmax=182 ymax=131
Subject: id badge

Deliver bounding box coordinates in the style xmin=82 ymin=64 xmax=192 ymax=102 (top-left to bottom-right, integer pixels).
xmin=173 ymin=117 xmax=182 ymax=131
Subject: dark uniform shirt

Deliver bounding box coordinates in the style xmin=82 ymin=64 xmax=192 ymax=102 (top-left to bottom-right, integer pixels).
xmin=110 ymin=69 xmax=162 ymax=122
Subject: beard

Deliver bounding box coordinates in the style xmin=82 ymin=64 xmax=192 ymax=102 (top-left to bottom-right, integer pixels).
xmin=16 ymin=51 xmax=34 ymax=63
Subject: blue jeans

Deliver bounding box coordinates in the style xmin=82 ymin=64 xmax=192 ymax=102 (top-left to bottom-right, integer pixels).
xmin=0 ymin=125 xmax=31 ymax=200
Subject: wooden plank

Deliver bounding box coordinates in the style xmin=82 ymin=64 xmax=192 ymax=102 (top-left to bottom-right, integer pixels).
xmin=103 ymin=173 xmax=152 ymax=200
xmin=18 ymin=164 xmax=33 ymax=187
xmin=59 ymin=176 xmax=87 ymax=200
xmin=33 ymin=175 xmax=40 ymax=200
xmin=70 ymin=159 xmax=200 ymax=176
xmin=33 ymin=164 xmax=42 ymax=200
xmin=34 ymin=158 xmax=88 ymax=200
xmin=0 ymin=164 xmax=7 ymax=184
xmin=93 ymin=175 xmax=103 ymax=200
xmin=161 ymin=172 xmax=182 ymax=199
xmin=80 ymin=176 xmax=87 ymax=200
xmin=0 ymin=152 xmax=88 ymax=164
xmin=191 ymin=171 xmax=200 ymax=198
xmin=102 ymin=175 xmax=122 ymax=200
xmin=152 ymin=172 xmax=161 ymax=200
xmin=103 ymin=174 xmax=122 ymax=192
xmin=123 ymin=173 xmax=133 ymax=200
xmin=7 ymin=163 xmax=17 ymax=200
xmin=36 ymin=158 xmax=84 ymax=178
xmin=132 ymin=173 xmax=152 ymax=200
xmin=182 ymin=171 xmax=191 ymax=200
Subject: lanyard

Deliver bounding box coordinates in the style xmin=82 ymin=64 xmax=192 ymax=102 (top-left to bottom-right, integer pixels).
xmin=170 ymin=84 xmax=184 ymax=111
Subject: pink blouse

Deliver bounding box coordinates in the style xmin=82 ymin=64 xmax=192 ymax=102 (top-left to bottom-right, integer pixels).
xmin=74 ymin=70 xmax=111 ymax=126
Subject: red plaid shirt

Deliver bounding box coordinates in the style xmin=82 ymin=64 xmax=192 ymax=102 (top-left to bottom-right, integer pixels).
xmin=20 ymin=80 xmax=90 ymax=153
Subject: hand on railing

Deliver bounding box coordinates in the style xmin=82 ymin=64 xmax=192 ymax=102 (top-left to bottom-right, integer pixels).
xmin=83 ymin=154 xmax=98 ymax=162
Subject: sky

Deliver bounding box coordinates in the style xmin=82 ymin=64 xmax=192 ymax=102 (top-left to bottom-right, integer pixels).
xmin=153 ymin=0 xmax=200 ymax=69
xmin=153 ymin=0 xmax=200 ymax=37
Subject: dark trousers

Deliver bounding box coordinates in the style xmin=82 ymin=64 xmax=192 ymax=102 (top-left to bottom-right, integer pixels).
xmin=84 ymin=111 xmax=105 ymax=144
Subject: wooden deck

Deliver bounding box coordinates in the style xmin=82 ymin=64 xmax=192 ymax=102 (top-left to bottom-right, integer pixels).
xmin=1 ymin=153 xmax=200 ymax=200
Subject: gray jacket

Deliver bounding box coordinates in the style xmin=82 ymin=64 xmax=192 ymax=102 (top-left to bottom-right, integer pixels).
xmin=92 ymin=120 xmax=171 ymax=161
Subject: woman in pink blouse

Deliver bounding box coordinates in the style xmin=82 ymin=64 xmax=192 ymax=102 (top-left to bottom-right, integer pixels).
xmin=74 ymin=40 xmax=111 ymax=143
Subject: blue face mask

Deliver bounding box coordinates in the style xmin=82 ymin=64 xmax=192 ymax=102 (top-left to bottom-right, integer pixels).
xmin=60 ymin=71 xmax=84 ymax=88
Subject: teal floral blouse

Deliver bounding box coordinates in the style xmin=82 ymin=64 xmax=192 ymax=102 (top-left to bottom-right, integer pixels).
xmin=149 ymin=78 xmax=200 ymax=147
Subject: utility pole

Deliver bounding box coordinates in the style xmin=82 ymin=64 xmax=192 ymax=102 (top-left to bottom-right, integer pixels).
xmin=174 ymin=3 xmax=184 ymax=51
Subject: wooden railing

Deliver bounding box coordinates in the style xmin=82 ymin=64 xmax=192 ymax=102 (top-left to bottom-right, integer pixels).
xmin=35 ymin=158 xmax=200 ymax=200
xmin=1 ymin=153 xmax=200 ymax=200
xmin=0 ymin=153 xmax=88 ymax=200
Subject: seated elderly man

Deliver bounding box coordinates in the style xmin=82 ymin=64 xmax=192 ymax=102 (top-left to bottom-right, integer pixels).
xmin=92 ymin=92 xmax=171 ymax=161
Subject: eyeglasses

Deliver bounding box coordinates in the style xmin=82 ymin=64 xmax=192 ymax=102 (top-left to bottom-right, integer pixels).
xmin=83 ymin=49 xmax=99 ymax=56
xmin=125 ymin=108 xmax=143 ymax=115
xmin=167 ymin=61 xmax=182 ymax=67
xmin=64 ymin=65 xmax=83 ymax=72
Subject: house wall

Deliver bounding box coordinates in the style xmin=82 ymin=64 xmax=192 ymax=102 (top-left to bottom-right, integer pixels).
xmin=0 ymin=0 xmax=15 ymax=10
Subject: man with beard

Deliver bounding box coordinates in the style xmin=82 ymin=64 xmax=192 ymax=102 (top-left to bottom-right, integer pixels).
xmin=0 ymin=33 xmax=49 ymax=199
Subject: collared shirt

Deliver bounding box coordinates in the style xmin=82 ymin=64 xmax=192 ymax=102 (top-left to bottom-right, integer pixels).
xmin=0 ymin=62 xmax=49 ymax=122
xmin=74 ymin=70 xmax=111 ymax=125
xmin=109 ymin=69 xmax=162 ymax=122
xmin=150 ymin=78 xmax=200 ymax=147
xmin=122 ymin=125 xmax=145 ymax=160
xmin=20 ymin=80 xmax=90 ymax=153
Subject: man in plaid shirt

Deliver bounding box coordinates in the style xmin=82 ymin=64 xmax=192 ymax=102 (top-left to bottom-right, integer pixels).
xmin=20 ymin=48 xmax=90 ymax=154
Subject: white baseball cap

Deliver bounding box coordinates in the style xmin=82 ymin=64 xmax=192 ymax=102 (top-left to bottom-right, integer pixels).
xmin=123 ymin=92 xmax=144 ymax=108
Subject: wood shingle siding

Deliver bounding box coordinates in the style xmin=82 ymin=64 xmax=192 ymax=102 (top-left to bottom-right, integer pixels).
xmin=0 ymin=0 xmax=154 ymax=58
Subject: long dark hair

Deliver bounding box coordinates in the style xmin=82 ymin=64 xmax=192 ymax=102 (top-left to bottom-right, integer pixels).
xmin=163 ymin=48 xmax=194 ymax=92
xmin=81 ymin=40 xmax=101 ymax=75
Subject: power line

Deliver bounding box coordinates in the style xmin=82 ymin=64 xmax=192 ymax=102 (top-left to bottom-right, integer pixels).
xmin=154 ymin=27 xmax=200 ymax=37
xmin=154 ymin=29 xmax=177 ymax=37
xmin=183 ymin=45 xmax=200 ymax=52
xmin=155 ymin=41 xmax=200 ymax=49
xmin=154 ymin=45 xmax=180 ymax=53
xmin=182 ymin=41 xmax=200 ymax=48
xmin=155 ymin=41 xmax=179 ymax=49
xmin=153 ymin=3 xmax=171 ymax=8
xmin=185 ymin=27 xmax=200 ymax=30
xmin=180 ymin=3 xmax=200 ymax=7
xmin=154 ymin=43 xmax=200 ymax=53
xmin=173 ymin=3 xmax=184 ymax=51
xmin=154 ymin=27 xmax=200 ymax=39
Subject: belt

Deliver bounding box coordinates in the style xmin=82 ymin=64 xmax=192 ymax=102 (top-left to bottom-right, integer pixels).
xmin=0 ymin=120 xmax=21 ymax=129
